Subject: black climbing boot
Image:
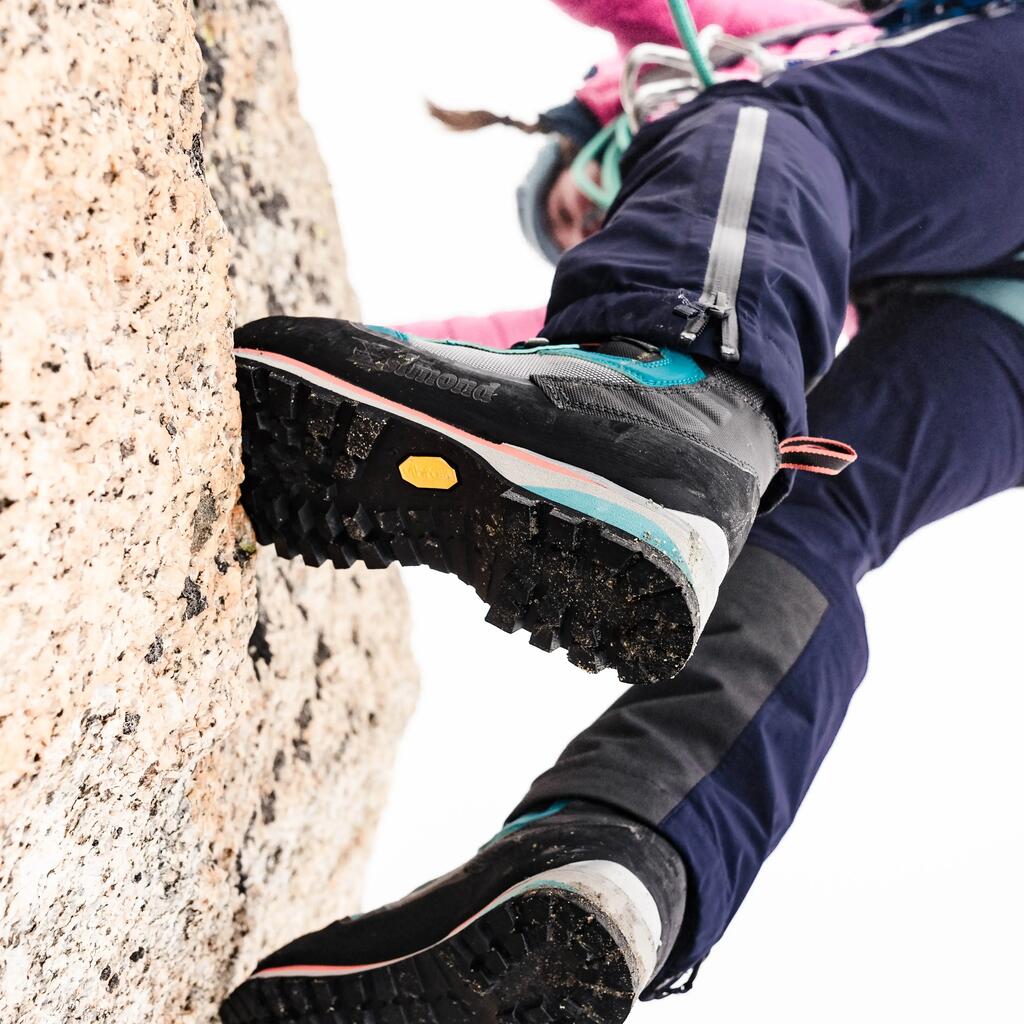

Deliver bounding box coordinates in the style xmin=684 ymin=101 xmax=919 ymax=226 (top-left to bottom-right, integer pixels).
xmin=219 ymin=802 xmax=687 ymax=1024
xmin=234 ymin=318 xmax=778 ymax=684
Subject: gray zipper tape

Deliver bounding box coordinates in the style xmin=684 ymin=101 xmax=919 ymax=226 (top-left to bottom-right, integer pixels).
xmin=693 ymin=105 xmax=769 ymax=362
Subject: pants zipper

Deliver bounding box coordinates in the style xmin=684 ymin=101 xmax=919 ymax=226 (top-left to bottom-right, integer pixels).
xmin=677 ymin=105 xmax=769 ymax=363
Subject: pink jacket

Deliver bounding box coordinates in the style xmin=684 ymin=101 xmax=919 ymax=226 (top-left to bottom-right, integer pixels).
xmin=401 ymin=0 xmax=873 ymax=348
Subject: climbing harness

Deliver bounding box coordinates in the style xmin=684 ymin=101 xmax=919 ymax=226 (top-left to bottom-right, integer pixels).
xmin=622 ymin=30 xmax=787 ymax=132
xmin=569 ymin=0 xmax=1024 ymax=213
xmin=569 ymin=0 xmax=850 ymax=210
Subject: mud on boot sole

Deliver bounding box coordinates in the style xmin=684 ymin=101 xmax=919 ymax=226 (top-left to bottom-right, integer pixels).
xmin=219 ymin=888 xmax=640 ymax=1024
xmin=235 ymin=355 xmax=704 ymax=685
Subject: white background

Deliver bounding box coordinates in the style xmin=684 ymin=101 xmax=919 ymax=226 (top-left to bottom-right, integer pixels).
xmin=278 ymin=3 xmax=1023 ymax=1020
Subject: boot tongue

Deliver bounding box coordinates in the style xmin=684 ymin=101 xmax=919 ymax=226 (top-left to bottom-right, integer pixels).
xmin=515 ymin=335 xmax=663 ymax=362
xmin=582 ymin=336 xmax=663 ymax=362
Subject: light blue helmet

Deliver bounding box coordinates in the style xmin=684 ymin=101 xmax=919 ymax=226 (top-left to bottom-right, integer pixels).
xmin=516 ymin=99 xmax=601 ymax=265
xmin=516 ymin=137 xmax=566 ymax=267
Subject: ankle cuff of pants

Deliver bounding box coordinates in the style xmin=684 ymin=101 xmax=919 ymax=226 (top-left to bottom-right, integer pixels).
xmin=541 ymin=287 xmax=808 ymax=443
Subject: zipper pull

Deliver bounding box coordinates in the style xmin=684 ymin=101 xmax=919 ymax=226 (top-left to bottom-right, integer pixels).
xmin=679 ymin=306 xmax=712 ymax=345
xmin=677 ymin=292 xmax=739 ymax=361
xmin=718 ymin=299 xmax=740 ymax=363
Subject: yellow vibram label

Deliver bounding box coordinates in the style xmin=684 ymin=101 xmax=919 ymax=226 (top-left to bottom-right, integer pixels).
xmin=399 ymin=455 xmax=459 ymax=490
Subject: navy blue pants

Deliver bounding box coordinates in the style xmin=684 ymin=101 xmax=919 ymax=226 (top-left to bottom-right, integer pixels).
xmin=542 ymin=11 xmax=1024 ymax=439
xmin=516 ymin=12 xmax=1024 ymax=994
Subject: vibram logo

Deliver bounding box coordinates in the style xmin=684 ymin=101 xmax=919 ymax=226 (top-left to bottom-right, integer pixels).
xmin=399 ymin=455 xmax=459 ymax=490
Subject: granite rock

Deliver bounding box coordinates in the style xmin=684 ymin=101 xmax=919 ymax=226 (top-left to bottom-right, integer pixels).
xmin=0 ymin=1 xmax=417 ymax=1020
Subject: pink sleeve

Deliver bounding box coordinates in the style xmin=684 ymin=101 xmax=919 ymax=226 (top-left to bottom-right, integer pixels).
xmin=552 ymin=0 xmax=864 ymax=52
xmin=576 ymin=55 xmax=631 ymax=128
xmin=396 ymin=307 xmax=547 ymax=350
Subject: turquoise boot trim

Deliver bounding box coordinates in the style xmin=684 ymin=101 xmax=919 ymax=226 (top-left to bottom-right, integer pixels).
xmin=364 ymin=325 xmax=705 ymax=388
xmin=527 ymin=487 xmax=695 ymax=584
xmin=566 ymin=346 xmax=706 ymax=387
xmin=481 ymin=801 xmax=570 ymax=850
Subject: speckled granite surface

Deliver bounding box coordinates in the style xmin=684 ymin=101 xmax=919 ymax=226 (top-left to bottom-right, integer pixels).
xmin=0 ymin=2 xmax=416 ymax=1020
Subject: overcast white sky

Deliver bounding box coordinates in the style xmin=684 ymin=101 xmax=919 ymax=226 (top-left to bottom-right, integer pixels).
xmin=279 ymin=4 xmax=1024 ymax=1020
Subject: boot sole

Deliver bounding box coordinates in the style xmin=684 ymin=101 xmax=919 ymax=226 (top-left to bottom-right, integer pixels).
xmin=219 ymin=885 xmax=640 ymax=1024
xmin=234 ymin=351 xmax=715 ymax=685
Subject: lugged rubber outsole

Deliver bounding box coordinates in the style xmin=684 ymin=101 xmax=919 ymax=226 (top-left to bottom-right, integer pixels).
xmin=219 ymin=889 xmax=636 ymax=1024
xmin=235 ymin=359 xmax=699 ymax=685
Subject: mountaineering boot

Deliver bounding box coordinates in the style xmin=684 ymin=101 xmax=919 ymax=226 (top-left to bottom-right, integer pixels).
xmin=234 ymin=317 xmax=779 ymax=684
xmin=219 ymin=802 xmax=688 ymax=1024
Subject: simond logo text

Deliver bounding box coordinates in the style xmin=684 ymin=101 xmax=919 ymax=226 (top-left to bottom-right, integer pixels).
xmin=385 ymin=356 xmax=500 ymax=404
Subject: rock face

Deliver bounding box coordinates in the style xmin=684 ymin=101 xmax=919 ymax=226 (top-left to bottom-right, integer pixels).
xmin=0 ymin=2 xmax=417 ymax=1022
